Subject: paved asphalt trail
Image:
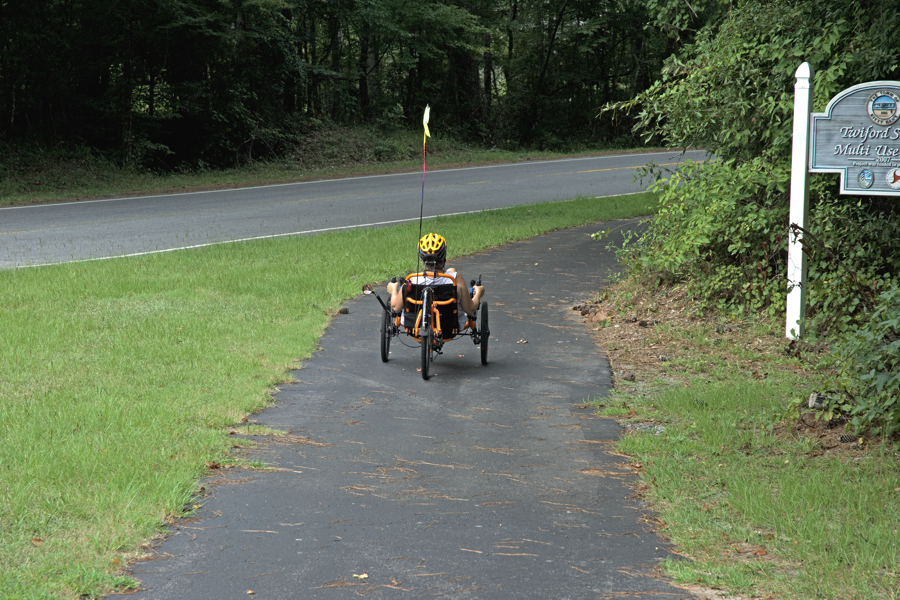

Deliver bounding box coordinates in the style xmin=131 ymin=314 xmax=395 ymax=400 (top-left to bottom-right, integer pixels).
xmin=124 ymin=220 xmax=693 ymax=600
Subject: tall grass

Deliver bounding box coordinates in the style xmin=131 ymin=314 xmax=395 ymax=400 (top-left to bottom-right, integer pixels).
xmin=0 ymin=193 xmax=657 ymax=598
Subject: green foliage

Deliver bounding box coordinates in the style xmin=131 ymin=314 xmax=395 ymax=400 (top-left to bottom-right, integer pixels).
xmin=602 ymin=0 xmax=900 ymax=432
xmin=624 ymin=157 xmax=900 ymax=430
xmin=622 ymin=158 xmax=790 ymax=318
xmin=610 ymin=1 xmax=864 ymax=163
xmin=643 ymin=0 xmax=730 ymax=44
xmin=605 ymin=0 xmax=900 ymax=318
xmin=802 ymin=188 xmax=900 ymax=336
xmin=829 ymin=286 xmax=900 ymax=436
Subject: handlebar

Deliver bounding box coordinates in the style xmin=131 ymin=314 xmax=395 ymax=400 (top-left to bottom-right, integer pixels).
xmin=469 ymin=274 xmax=482 ymax=297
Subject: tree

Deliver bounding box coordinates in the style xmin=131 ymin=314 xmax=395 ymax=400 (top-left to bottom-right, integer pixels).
xmin=490 ymin=0 xmax=673 ymax=148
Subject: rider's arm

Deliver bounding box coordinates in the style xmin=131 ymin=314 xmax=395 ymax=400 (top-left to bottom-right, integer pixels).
xmin=456 ymin=274 xmax=483 ymax=315
xmin=387 ymin=281 xmax=404 ymax=312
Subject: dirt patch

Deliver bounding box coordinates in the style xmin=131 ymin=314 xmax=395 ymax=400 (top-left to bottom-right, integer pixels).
xmin=576 ymin=284 xmax=798 ymax=381
xmin=777 ymin=415 xmax=872 ymax=459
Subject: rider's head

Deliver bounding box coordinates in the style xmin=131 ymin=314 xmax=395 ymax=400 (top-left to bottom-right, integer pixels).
xmin=418 ymin=233 xmax=447 ymax=271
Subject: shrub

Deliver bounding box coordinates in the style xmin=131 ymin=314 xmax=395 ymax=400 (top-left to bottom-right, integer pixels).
xmin=626 ymin=158 xmax=790 ymax=318
xmin=829 ymin=286 xmax=900 ymax=435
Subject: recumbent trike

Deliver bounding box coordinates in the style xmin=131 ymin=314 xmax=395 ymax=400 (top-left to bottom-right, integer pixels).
xmin=364 ymin=271 xmax=489 ymax=380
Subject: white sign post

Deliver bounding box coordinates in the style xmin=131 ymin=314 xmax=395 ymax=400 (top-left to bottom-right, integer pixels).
xmin=786 ymin=62 xmax=814 ymax=339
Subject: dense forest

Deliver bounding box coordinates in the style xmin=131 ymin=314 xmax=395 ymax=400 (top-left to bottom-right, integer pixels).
xmin=0 ymin=0 xmax=712 ymax=169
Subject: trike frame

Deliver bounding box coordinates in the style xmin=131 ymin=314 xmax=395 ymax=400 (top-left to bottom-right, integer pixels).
xmin=365 ymin=275 xmax=489 ymax=380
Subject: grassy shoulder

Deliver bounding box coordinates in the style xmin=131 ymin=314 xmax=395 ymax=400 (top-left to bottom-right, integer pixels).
xmin=580 ymin=278 xmax=900 ymax=600
xmin=0 ymin=192 xmax=658 ymax=599
xmin=0 ymin=126 xmax=659 ymax=207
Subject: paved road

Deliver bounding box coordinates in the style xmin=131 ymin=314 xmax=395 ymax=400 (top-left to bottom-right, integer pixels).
xmin=122 ymin=221 xmax=694 ymax=600
xmin=0 ymin=150 xmax=706 ymax=267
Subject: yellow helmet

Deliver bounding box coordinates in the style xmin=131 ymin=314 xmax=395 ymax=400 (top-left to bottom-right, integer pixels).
xmin=418 ymin=233 xmax=447 ymax=264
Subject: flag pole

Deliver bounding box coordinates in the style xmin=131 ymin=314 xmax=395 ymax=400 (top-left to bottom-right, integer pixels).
xmin=417 ymin=105 xmax=431 ymax=273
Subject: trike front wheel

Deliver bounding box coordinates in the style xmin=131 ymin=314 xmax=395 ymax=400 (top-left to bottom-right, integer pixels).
xmin=380 ymin=309 xmax=392 ymax=363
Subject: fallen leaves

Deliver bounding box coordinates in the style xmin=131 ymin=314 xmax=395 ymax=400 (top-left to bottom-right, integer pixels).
xmin=240 ymin=529 xmax=278 ymax=533
xmin=579 ymin=467 xmax=628 ymax=477
xmin=268 ymin=434 xmax=332 ymax=447
xmin=571 ymin=566 xmax=590 ymax=574
xmin=471 ymin=446 xmax=525 ymax=455
xmin=313 ymin=579 xmax=368 ymax=589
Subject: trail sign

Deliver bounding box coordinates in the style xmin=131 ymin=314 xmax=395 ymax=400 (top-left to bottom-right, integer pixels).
xmin=786 ymin=65 xmax=900 ymax=339
xmin=810 ymin=81 xmax=900 ymax=196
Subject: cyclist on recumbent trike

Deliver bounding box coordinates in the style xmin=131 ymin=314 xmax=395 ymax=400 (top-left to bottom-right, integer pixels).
xmin=366 ymin=233 xmax=489 ymax=380
xmin=387 ymin=234 xmax=484 ymax=325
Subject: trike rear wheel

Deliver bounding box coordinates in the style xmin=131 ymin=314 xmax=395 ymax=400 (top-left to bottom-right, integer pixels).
xmin=480 ymin=302 xmax=489 ymax=365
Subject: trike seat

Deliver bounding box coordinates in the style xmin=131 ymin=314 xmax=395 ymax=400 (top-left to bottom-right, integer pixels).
xmin=401 ymin=272 xmax=461 ymax=341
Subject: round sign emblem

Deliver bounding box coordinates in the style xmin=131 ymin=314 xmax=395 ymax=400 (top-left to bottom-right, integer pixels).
xmin=858 ymin=169 xmax=874 ymax=189
xmin=887 ymin=168 xmax=900 ymax=189
xmin=867 ymin=90 xmax=900 ymax=126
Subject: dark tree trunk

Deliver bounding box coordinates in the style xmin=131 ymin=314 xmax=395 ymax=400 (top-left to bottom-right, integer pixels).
xmin=443 ymin=47 xmax=481 ymax=126
xmin=308 ymin=16 xmax=319 ymax=115
xmin=328 ymin=16 xmax=341 ymax=120
xmin=483 ymin=32 xmax=492 ymax=112
xmin=358 ymin=35 xmax=370 ymax=120
xmin=366 ymin=35 xmax=378 ymax=115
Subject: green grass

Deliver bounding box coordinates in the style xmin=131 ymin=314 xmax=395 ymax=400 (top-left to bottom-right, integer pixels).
xmin=609 ymin=340 xmax=900 ymax=599
xmin=0 ymin=192 xmax=658 ymax=599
